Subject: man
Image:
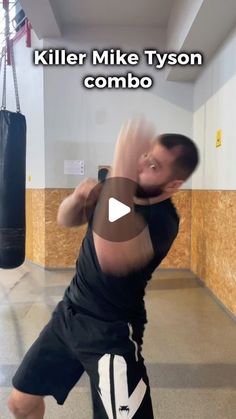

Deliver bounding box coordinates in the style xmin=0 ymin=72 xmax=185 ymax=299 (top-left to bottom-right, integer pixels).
xmin=8 ymin=119 xmax=199 ymax=418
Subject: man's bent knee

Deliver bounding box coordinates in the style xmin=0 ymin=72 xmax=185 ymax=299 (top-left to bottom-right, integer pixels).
xmin=8 ymin=389 xmax=45 ymax=418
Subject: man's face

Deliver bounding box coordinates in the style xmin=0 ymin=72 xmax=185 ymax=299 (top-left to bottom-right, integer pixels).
xmin=136 ymin=139 xmax=180 ymax=198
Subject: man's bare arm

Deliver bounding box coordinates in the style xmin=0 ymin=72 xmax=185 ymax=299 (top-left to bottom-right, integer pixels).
xmin=93 ymin=118 xmax=155 ymax=275
xmin=57 ymin=178 xmax=101 ymax=227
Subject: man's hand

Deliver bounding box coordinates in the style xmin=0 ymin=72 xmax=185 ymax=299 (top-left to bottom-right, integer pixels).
xmin=73 ymin=178 xmax=102 ymax=209
xmin=57 ymin=178 xmax=102 ymax=227
xmin=111 ymin=117 xmax=155 ymax=181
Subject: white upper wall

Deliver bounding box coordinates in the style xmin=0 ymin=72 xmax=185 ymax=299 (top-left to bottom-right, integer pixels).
xmin=4 ymin=31 xmax=45 ymax=188
xmin=192 ymin=25 xmax=236 ymax=190
xmin=43 ymin=26 xmax=194 ymax=189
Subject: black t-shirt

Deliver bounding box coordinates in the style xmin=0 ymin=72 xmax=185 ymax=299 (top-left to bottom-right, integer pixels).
xmin=64 ymin=198 xmax=179 ymax=325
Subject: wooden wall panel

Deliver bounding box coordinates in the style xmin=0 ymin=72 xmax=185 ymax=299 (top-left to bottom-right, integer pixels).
xmin=26 ymin=189 xmax=45 ymax=266
xmin=44 ymin=189 xmax=87 ymax=268
xmin=160 ymin=190 xmax=191 ymax=269
xmin=191 ymin=190 xmax=236 ymax=316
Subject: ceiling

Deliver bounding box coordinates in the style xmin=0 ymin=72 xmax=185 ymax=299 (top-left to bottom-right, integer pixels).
xmin=49 ymin=0 xmax=174 ymax=27
xmin=20 ymin=0 xmax=236 ymax=82
xmin=166 ymin=0 xmax=236 ymax=82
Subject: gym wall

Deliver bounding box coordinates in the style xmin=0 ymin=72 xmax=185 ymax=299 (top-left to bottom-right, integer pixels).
xmin=191 ymin=25 xmax=236 ymax=315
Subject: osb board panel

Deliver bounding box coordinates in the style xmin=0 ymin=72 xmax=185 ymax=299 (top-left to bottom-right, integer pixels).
xmin=25 ymin=190 xmax=33 ymax=261
xmin=26 ymin=189 xmax=45 ymax=266
xmin=45 ymin=189 xmax=87 ymax=268
xmin=160 ymin=190 xmax=191 ymax=269
xmin=191 ymin=191 xmax=236 ymax=316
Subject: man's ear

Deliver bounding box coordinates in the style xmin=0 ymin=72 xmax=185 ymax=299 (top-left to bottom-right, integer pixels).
xmin=164 ymin=179 xmax=184 ymax=193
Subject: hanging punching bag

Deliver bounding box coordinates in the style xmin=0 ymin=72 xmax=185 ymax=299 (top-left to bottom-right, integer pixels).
xmin=0 ymin=0 xmax=27 ymax=268
xmin=0 ymin=110 xmax=26 ymax=268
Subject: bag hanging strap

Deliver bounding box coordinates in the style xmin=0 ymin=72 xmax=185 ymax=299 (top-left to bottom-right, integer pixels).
xmin=1 ymin=47 xmax=7 ymax=110
xmin=10 ymin=37 xmax=21 ymax=112
xmin=1 ymin=0 xmax=21 ymax=113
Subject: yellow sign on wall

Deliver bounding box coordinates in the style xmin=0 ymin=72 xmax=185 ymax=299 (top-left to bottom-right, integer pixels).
xmin=216 ymin=129 xmax=222 ymax=148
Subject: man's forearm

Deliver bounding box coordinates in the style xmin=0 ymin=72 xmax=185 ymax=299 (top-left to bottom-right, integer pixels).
xmin=111 ymin=121 xmax=139 ymax=182
xmin=57 ymin=178 xmax=101 ymax=227
xmin=57 ymin=192 xmax=86 ymax=227
xmin=93 ymin=122 xmax=143 ymax=239
xmin=108 ymin=121 xmax=141 ymax=211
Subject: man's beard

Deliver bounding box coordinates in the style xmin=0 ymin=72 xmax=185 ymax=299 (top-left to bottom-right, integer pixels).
xmin=135 ymin=183 xmax=165 ymax=198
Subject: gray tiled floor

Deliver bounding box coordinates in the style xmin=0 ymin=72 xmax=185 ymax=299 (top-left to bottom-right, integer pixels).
xmin=0 ymin=263 xmax=235 ymax=418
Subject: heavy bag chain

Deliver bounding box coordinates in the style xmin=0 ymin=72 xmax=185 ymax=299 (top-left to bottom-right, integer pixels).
xmin=1 ymin=0 xmax=21 ymax=113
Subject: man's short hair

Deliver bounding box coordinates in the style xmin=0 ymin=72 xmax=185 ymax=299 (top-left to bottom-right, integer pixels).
xmin=159 ymin=133 xmax=199 ymax=181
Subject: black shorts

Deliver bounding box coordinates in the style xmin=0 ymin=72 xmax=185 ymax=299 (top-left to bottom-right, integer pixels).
xmin=13 ymin=299 xmax=154 ymax=419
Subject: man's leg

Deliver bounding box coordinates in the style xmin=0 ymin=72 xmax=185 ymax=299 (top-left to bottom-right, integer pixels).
xmin=88 ymin=352 xmax=154 ymax=419
xmin=8 ymin=389 xmax=45 ymax=419
xmin=9 ymin=301 xmax=85 ymax=415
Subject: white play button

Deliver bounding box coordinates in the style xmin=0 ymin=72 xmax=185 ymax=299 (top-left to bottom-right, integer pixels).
xmin=108 ymin=197 xmax=131 ymax=223
xmin=86 ymin=177 xmax=149 ymax=242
